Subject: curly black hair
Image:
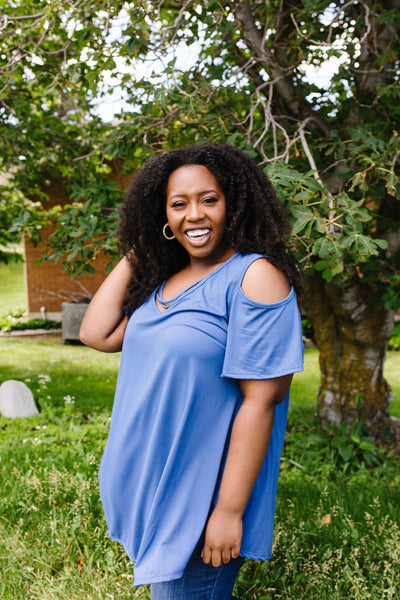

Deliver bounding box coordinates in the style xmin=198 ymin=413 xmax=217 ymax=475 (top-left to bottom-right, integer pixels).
xmin=120 ymin=143 xmax=302 ymax=310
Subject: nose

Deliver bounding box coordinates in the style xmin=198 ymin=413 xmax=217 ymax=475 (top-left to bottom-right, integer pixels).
xmin=186 ymin=201 xmax=205 ymax=221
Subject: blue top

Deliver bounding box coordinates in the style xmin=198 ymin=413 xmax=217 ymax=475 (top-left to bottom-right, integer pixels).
xmin=99 ymin=252 xmax=304 ymax=586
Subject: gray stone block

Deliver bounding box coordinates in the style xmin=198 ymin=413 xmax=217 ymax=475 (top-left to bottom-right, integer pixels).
xmin=61 ymin=302 xmax=89 ymax=343
xmin=0 ymin=380 xmax=39 ymax=418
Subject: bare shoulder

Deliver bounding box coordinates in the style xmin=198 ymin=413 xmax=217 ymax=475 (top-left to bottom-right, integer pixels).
xmin=241 ymin=258 xmax=291 ymax=304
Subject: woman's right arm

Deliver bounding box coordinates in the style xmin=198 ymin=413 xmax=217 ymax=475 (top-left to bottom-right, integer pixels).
xmin=79 ymin=256 xmax=133 ymax=353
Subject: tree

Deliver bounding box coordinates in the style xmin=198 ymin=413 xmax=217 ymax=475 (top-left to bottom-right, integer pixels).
xmin=1 ymin=0 xmax=399 ymax=434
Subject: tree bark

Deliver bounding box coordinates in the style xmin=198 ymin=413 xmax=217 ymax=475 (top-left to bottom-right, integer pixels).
xmin=302 ymin=271 xmax=395 ymax=435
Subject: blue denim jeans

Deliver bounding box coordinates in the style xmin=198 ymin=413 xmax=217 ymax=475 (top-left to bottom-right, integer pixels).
xmin=150 ymin=540 xmax=244 ymax=600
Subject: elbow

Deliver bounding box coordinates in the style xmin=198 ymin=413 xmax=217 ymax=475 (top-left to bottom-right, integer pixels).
xmin=79 ymin=322 xmax=124 ymax=353
xmin=79 ymin=319 xmax=101 ymax=349
xmin=79 ymin=322 xmax=92 ymax=347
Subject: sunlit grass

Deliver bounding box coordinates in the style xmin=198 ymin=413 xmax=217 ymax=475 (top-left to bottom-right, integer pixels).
xmin=0 ymin=254 xmax=26 ymax=314
xmin=384 ymin=351 xmax=400 ymax=418
xmin=290 ymin=346 xmax=320 ymax=411
xmin=0 ymin=339 xmax=399 ymax=599
xmin=0 ymin=337 xmax=120 ymax=412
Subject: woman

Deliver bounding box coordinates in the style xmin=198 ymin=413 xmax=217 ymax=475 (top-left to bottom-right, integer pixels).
xmin=80 ymin=143 xmax=304 ymax=599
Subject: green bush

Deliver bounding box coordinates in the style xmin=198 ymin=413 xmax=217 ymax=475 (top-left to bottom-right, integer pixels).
xmin=0 ymin=309 xmax=60 ymax=332
xmin=283 ymin=413 xmax=388 ymax=477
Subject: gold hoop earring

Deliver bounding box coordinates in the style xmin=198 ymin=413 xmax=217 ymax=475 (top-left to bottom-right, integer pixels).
xmin=162 ymin=223 xmax=175 ymax=240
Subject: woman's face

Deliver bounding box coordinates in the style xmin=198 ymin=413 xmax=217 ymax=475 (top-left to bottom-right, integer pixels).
xmin=165 ymin=164 xmax=232 ymax=264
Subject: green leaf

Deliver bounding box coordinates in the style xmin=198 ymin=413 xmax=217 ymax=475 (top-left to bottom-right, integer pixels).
xmin=314 ymin=260 xmax=328 ymax=271
xmin=313 ymin=236 xmax=342 ymax=259
xmin=338 ymin=445 xmax=353 ymax=462
xmin=293 ymin=191 xmax=312 ymax=202
xmin=291 ymin=207 xmax=315 ymax=235
xmin=344 ymin=234 xmax=381 ymax=257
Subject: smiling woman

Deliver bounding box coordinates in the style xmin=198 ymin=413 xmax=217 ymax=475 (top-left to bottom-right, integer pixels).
xmin=79 ymin=143 xmax=304 ymax=600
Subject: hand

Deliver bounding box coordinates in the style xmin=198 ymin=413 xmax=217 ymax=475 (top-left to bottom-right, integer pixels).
xmin=202 ymin=506 xmax=243 ymax=567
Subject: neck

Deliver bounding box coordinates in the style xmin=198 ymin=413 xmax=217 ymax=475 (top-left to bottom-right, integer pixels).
xmin=188 ymin=247 xmax=236 ymax=272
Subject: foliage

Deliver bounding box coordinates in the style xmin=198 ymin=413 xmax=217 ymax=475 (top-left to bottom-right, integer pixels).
xmin=0 ymin=0 xmax=398 ymax=293
xmin=0 ymin=311 xmax=60 ymax=332
xmin=301 ymin=318 xmax=315 ymax=343
xmin=389 ymin=321 xmax=400 ymax=351
xmin=283 ymin=412 xmax=389 ymax=477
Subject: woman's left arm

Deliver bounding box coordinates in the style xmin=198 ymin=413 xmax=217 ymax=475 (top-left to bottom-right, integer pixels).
xmin=202 ymin=257 xmax=294 ymax=567
xmin=202 ymin=375 xmax=292 ymax=567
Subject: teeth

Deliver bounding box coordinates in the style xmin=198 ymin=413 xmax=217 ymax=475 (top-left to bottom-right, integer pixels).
xmin=186 ymin=228 xmax=210 ymax=239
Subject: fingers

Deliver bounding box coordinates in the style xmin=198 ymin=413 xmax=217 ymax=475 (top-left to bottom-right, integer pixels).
xmin=221 ymin=547 xmax=232 ymax=564
xmin=201 ymin=545 xmax=212 ymax=566
xmin=202 ymin=545 xmax=237 ymax=567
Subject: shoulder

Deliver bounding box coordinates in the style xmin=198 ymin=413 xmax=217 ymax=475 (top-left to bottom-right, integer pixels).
xmin=241 ymin=258 xmax=290 ymax=304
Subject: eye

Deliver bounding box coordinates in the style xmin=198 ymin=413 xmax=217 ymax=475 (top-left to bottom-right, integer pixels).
xmin=171 ymin=200 xmax=186 ymax=208
xmin=203 ymin=196 xmax=218 ymax=204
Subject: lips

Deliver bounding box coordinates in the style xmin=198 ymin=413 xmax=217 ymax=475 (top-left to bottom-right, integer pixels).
xmin=185 ymin=228 xmax=211 ymax=241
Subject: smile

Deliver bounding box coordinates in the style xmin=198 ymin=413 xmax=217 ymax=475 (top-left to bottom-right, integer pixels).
xmin=185 ymin=228 xmax=211 ymax=241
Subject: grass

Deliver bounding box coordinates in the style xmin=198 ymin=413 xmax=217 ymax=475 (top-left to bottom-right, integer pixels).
xmin=0 ymin=338 xmax=400 ymax=598
xmin=0 ymin=253 xmax=26 ymax=314
xmin=384 ymin=351 xmax=400 ymax=416
xmin=0 ymin=339 xmax=397 ymax=417
xmin=1 ymin=260 xmax=400 ymax=598
xmin=0 ymin=337 xmax=120 ymax=413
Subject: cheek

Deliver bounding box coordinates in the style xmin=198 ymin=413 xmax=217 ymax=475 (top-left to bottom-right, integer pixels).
xmin=217 ymin=209 xmax=227 ymax=232
xmin=165 ymin=207 xmax=174 ymax=224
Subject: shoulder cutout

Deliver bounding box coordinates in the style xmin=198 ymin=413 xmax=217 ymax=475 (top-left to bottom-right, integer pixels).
xmin=241 ymin=258 xmax=290 ymax=304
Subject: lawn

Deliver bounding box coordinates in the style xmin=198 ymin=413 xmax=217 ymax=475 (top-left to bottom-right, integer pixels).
xmin=0 ymin=253 xmax=26 ymax=314
xmin=0 ymin=337 xmax=398 ymax=417
xmin=1 ymin=260 xmax=400 ymax=598
xmin=0 ymin=337 xmax=399 ymax=599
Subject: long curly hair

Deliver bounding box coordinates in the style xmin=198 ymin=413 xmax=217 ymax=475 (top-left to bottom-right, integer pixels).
xmin=120 ymin=143 xmax=301 ymax=310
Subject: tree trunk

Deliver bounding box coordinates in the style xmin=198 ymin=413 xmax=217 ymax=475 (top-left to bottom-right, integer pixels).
xmin=302 ymin=271 xmax=395 ymax=435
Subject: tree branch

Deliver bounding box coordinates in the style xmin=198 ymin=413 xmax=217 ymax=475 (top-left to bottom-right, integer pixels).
xmin=233 ymin=0 xmax=331 ymax=137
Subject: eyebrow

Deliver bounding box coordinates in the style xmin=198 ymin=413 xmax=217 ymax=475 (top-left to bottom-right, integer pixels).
xmin=168 ymin=189 xmax=218 ymax=200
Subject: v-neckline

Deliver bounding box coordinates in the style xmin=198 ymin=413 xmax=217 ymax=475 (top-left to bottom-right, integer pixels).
xmin=153 ymin=252 xmax=239 ymax=314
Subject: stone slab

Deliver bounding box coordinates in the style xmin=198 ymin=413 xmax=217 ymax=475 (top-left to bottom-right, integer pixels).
xmin=62 ymin=302 xmax=88 ymax=343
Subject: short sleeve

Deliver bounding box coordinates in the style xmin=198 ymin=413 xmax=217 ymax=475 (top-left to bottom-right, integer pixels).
xmin=222 ymin=285 xmax=304 ymax=380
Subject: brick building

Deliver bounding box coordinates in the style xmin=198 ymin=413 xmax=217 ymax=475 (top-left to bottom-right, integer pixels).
xmin=24 ymin=165 xmax=130 ymax=320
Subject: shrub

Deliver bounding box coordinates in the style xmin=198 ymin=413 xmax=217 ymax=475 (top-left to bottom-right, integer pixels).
xmin=0 ymin=309 xmax=60 ymax=332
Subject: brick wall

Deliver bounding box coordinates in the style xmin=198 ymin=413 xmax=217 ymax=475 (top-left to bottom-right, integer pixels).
xmin=24 ymin=227 xmax=110 ymax=319
xmin=24 ymin=165 xmax=131 ymax=319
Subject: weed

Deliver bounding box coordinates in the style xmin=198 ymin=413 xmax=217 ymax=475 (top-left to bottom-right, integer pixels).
xmin=284 ymin=415 xmax=387 ymax=477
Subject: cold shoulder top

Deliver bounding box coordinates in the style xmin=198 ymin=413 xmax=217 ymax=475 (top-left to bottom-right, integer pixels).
xmin=98 ymin=252 xmax=304 ymax=586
